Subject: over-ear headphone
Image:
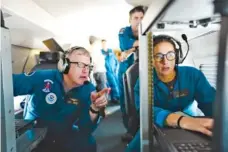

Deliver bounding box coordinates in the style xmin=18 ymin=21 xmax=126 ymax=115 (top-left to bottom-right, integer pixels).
xmin=153 ymin=34 xmax=183 ymax=65
xmin=58 ymin=52 xmax=71 ymax=74
xmin=57 ymin=46 xmax=93 ymax=74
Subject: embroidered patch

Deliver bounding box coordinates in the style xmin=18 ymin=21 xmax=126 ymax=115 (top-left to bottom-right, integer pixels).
xmin=173 ymin=89 xmax=189 ymax=98
xmin=45 ymin=93 xmax=57 ymax=104
xmin=119 ymin=28 xmax=125 ymax=34
xmin=42 ymin=79 xmax=54 ymax=93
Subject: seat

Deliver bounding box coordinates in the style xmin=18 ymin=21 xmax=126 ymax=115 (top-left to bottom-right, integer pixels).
xmin=31 ymin=63 xmax=57 ymax=72
xmin=123 ymin=50 xmax=140 ymax=137
xmin=30 ymin=51 xmax=59 ymax=71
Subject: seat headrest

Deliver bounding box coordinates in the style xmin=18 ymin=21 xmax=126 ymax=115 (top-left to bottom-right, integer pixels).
xmin=31 ymin=63 xmax=57 ymax=72
xmin=39 ymin=52 xmax=59 ymax=64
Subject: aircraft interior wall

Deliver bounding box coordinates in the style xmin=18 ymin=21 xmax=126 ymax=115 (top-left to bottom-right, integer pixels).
xmin=11 ymin=45 xmax=43 ymax=74
xmin=186 ymin=31 xmax=219 ymax=69
xmin=173 ymin=29 xmax=218 ymax=69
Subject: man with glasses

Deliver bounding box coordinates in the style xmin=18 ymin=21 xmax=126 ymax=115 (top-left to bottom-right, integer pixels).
xmin=13 ymin=46 xmax=110 ymax=152
xmin=126 ymin=35 xmax=215 ymax=152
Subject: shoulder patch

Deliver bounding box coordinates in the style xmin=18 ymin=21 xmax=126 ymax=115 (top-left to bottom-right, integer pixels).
xmin=119 ymin=28 xmax=125 ymax=34
xmin=24 ymin=71 xmax=35 ymax=76
xmin=42 ymin=79 xmax=54 ymax=93
xmin=45 ymin=92 xmax=57 ymax=104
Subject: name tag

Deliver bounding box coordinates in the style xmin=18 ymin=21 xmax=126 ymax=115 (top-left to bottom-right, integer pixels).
xmin=67 ymin=98 xmax=79 ymax=105
xmin=172 ymin=89 xmax=189 ymax=98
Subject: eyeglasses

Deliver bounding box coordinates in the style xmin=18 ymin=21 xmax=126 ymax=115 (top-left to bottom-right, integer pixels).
xmin=69 ymin=61 xmax=93 ymax=71
xmin=153 ymin=51 xmax=176 ymax=62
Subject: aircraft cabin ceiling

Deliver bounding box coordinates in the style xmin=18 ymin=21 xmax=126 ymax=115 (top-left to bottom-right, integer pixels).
xmin=2 ymin=0 xmax=220 ymax=50
xmin=2 ymin=0 xmax=133 ymax=50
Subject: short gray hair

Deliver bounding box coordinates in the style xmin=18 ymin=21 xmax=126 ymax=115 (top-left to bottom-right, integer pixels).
xmin=65 ymin=46 xmax=91 ymax=58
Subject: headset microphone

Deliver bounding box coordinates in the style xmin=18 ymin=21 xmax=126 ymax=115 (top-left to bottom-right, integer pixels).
xmin=181 ymin=34 xmax=188 ymax=42
xmin=180 ymin=34 xmax=190 ymax=63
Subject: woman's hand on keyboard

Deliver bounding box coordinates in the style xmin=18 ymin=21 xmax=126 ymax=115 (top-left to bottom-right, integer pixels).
xmin=180 ymin=117 xmax=214 ymax=136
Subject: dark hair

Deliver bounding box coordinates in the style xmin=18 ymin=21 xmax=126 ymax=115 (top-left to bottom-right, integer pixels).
xmin=101 ymin=39 xmax=106 ymax=42
xmin=129 ymin=5 xmax=145 ymax=17
xmin=153 ymin=35 xmax=181 ymax=65
xmin=153 ymin=36 xmax=176 ymax=50
xmin=89 ymin=35 xmax=99 ymax=45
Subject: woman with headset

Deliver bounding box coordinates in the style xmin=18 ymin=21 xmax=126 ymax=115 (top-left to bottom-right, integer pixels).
xmin=126 ymin=35 xmax=215 ymax=152
xmin=13 ymin=46 xmax=110 ymax=152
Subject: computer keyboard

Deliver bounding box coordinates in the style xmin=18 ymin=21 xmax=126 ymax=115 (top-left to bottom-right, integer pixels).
xmin=173 ymin=142 xmax=212 ymax=152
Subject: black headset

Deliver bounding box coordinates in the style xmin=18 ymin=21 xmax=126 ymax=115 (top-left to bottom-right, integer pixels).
xmin=57 ymin=46 xmax=92 ymax=74
xmin=57 ymin=52 xmax=71 ymax=74
xmin=153 ymin=34 xmax=183 ymax=65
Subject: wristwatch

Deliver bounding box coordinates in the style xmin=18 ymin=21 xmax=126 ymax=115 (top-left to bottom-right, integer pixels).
xmin=90 ymin=106 xmax=100 ymax=114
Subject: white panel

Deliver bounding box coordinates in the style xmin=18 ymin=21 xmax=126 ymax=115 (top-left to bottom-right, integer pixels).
xmin=139 ymin=34 xmax=151 ymax=151
xmin=141 ymin=0 xmax=171 ymax=34
xmin=161 ymin=0 xmax=215 ymax=21
xmin=125 ymin=0 xmax=152 ymax=6
xmin=188 ymin=31 xmax=221 ymax=68
xmin=2 ymin=0 xmax=57 ymax=33
xmin=1 ymin=28 xmax=17 ymax=152
xmin=141 ymin=0 xmax=218 ymax=34
xmin=33 ymin=0 xmax=131 ymax=17
xmin=2 ymin=7 xmax=56 ymax=50
xmin=2 ymin=0 xmax=134 ymax=49
xmin=33 ymin=0 xmax=95 ymax=17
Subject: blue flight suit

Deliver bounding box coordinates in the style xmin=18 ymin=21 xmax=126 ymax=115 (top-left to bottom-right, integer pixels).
xmin=13 ymin=69 xmax=101 ymax=152
xmin=118 ymin=26 xmax=138 ymax=128
xmin=126 ymin=66 xmax=216 ymax=152
xmin=101 ymin=49 xmax=120 ymax=101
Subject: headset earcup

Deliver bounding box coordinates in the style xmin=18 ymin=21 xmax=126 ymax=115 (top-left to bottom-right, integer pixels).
xmin=58 ymin=57 xmax=65 ymax=72
xmin=63 ymin=58 xmax=70 ymax=74
xmin=175 ymin=49 xmax=180 ymax=64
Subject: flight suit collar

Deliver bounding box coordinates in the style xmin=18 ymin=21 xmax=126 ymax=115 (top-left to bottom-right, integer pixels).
xmin=55 ymin=70 xmax=64 ymax=83
xmin=153 ymin=66 xmax=181 ymax=95
xmin=153 ymin=68 xmax=178 ymax=95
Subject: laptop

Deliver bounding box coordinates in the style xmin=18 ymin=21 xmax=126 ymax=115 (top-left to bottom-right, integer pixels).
xmin=154 ymin=124 xmax=212 ymax=152
xmin=42 ymin=38 xmax=64 ymax=53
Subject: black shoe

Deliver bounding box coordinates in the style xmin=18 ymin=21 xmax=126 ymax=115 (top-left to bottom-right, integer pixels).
xmin=121 ymin=132 xmax=134 ymax=143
